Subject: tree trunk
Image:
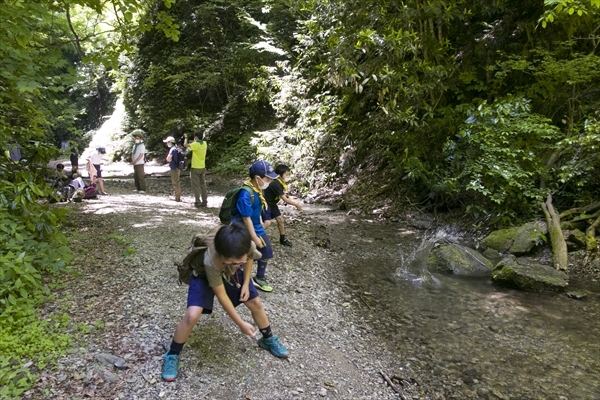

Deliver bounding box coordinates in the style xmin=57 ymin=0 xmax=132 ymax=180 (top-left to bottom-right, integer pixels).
xmin=541 ymin=193 xmax=569 ymax=271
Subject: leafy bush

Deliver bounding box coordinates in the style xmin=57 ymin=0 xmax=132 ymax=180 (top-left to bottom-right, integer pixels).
xmin=0 ymin=161 xmax=73 ymax=397
xmin=438 ymin=97 xmax=562 ymax=225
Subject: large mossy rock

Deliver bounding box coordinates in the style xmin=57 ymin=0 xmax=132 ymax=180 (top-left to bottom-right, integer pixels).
xmin=428 ymin=244 xmax=494 ymax=275
xmin=482 ymin=222 xmax=548 ymax=255
xmin=491 ymin=257 xmax=568 ymax=292
xmin=481 ymin=227 xmax=520 ymax=252
xmin=509 ymin=221 xmax=548 ymax=254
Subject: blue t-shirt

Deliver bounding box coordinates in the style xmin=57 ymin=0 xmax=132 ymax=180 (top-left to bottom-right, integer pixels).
xmin=168 ymin=147 xmax=178 ymax=170
xmin=231 ymin=189 xmax=266 ymax=236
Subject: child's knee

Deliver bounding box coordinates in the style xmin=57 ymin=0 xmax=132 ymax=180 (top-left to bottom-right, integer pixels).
xmin=184 ymin=307 xmax=203 ymax=325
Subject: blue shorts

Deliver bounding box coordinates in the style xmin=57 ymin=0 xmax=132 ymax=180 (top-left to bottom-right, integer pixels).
xmin=257 ymin=233 xmax=273 ymax=260
xmin=94 ymin=164 xmax=102 ymax=178
xmin=262 ymin=204 xmax=282 ymax=221
xmin=187 ymin=269 xmax=259 ymax=313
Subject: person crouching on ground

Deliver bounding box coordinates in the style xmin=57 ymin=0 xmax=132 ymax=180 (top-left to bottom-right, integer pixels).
xmin=163 ymin=136 xmax=182 ymax=202
xmin=231 ymin=160 xmax=279 ymax=292
xmin=262 ymin=164 xmax=303 ymax=247
xmin=55 ymin=163 xmax=69 ymax=182
xmin=161 ymin=223 xmax=289 ymax=381
xmin=131 ymin=129 xmax=147 ymax=193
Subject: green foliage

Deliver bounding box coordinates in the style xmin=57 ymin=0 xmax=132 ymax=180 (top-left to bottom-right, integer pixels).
xmin=211 ymin=133 xmax=259 ymax=175
xmin=0 ymin=200 xmax=72 ymax=397
xmin=124 ymin=0 xmax=282 ymax=155
xmin=438 ymin=97 xmax=562 ymax=223
xmin=0 ymin=313 xmax=71 ymax=398
xmin=123 ymin=0 xmax=600 ymax=225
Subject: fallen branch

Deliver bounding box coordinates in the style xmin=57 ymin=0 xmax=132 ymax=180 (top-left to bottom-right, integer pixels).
xmin=360 ymin=295 xmax=372 ymax=310
xmin=559 ymin=201 xmax=600 ymax=220
xmin=541 ymin=193 xmax=568 ymax=271
xmin=583 ymin=214 xmax=600 ymax=267
xmin=379 ymin=369 xmax=406 ymax=399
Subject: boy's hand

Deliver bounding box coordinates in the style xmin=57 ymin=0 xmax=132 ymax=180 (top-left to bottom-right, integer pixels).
xmin=253 ymin=236 xmax=265 ymax=248
xmin=239 ymin=321 xmax=255 ymax=337
xmin=295 ymin=204 xmax=303 ymax=211
xmin=239 ymin=284 xmax=250 ymax=302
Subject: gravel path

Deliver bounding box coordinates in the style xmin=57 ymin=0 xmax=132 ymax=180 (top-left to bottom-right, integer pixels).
xmin=23 ymin=174 xmax=424 ymax=400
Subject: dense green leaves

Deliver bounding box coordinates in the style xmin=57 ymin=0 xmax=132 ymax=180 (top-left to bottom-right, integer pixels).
xmin=125 ymin=0 xmax=599 ymax=223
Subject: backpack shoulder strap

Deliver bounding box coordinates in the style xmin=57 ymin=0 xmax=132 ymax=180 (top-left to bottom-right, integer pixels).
xmin=240 ymin=184 xmax=255 ymax=203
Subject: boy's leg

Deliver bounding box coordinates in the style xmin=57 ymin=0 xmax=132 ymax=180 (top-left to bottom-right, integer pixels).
xmin=253 ymin=234 xmax=273 ymax=292
xmin=275 ymin=215 xmax=285 ymax=236
xmin=245 ymin=297 xmax=289 ymax=358
xmin=270 ymin=206 xmax=291 ymax=246
xmin=163 ymin=276 xmax=215 ymax=382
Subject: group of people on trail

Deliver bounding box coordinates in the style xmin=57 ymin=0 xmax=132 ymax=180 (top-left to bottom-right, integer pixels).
xmin=161 ymin=158 xmax=302 ymax=382
xmin=162 ymin=132 xmax=208 ymax=207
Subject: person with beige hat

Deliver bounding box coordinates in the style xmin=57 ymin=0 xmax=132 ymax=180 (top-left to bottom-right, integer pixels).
xmin=131 ymin=129 xmax=147 ymax=193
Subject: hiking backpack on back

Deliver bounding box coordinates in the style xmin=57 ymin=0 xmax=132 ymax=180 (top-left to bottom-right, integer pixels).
xmin=218 ymin=185 xmax=255 ymax=225
xmin=175 ymin=226 xmax=219 ymax=285
xmin=176 ymin=146 xmax=187 ymax=170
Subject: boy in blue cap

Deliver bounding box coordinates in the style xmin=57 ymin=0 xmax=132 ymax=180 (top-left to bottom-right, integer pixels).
xmin=231 ymin=160 xmax=279 ymax=292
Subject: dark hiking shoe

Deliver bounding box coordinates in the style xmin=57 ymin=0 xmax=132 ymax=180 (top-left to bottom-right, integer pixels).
xmin=280 ymin=238 xmax=292 ymax=247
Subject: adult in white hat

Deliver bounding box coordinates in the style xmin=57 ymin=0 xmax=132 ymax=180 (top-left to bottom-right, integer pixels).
xmin=163 ymin=136 xmax=182 ymax=202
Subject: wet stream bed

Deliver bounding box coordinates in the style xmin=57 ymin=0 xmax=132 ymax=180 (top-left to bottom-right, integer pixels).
xmin=324 ymin=215 xmax=600 ymax=400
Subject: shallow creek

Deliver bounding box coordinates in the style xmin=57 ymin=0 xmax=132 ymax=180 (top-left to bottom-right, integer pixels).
xmin=325 ymin=215 xmax=600 ymax=400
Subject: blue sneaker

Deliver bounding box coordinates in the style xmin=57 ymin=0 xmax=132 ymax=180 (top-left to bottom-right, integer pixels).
xmin=161 ymin=352 xmax=180 ymax=382
xmin=258 ymin=335 xmax=289 ymax=358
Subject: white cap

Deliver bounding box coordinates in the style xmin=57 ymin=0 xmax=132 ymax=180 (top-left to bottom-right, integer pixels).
xmin=163 ymin=136 xmax=176 ymax=143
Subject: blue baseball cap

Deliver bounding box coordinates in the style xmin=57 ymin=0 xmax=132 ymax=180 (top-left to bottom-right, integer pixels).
xmin=249 ymin=160 xmax=278 ymax=179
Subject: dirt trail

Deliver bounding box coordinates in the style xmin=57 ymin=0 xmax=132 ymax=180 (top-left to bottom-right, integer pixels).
xmin=23 ymin=173 xmax=425 ymax=400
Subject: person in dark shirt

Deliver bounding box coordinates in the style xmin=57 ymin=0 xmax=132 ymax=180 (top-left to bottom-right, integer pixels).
xmin=70 ymin=146 xmax=79 ymax=169
xmin=262 ymin=164 xmax=303 ymax=247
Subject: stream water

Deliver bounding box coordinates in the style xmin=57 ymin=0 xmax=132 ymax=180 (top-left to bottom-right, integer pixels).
xmin=334 ymin=217 xmax=600 ymax=400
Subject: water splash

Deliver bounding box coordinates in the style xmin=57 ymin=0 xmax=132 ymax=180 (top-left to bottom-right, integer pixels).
xmin=396 ymin=228 xmax=461 ymax=286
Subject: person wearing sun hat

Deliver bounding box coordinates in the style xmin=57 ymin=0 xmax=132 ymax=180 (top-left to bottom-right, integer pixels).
xmin=163 ymin=135 xmax=182 ymax=202
xmin=230 ymin=160 xmax=279 ymax=292
xmin=131 ymin=129 xmax=147 ymax=193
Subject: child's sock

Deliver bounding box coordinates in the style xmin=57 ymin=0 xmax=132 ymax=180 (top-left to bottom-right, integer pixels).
xmin=256 ymin=260 xmax=267 ymax=279
xmin=259 ymin=325 xmax=273 ymax=339
xmin=167 ymin=340 xmax=185 ymax=356
xmin=279 ymin=234 xmax=286 ymax=241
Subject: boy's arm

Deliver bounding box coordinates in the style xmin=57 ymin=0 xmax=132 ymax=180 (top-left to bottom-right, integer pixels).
xmin=213 ymin=285 xmax=255 ymax=336
xmin=242 ymin=217 xmax=263 ymax=248
xmin=281 ymin=194 xmax=303 ymax=210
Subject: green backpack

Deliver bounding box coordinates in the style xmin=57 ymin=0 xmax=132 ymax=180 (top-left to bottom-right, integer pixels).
xmin=218 ymin=185 xmax=255 ymax=224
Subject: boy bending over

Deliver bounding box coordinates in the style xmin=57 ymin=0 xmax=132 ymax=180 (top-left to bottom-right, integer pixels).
xmin=162 ymin=223 xmax=289 ymax=381
xmin=263 ymin=164 xmax=303 ymax=247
